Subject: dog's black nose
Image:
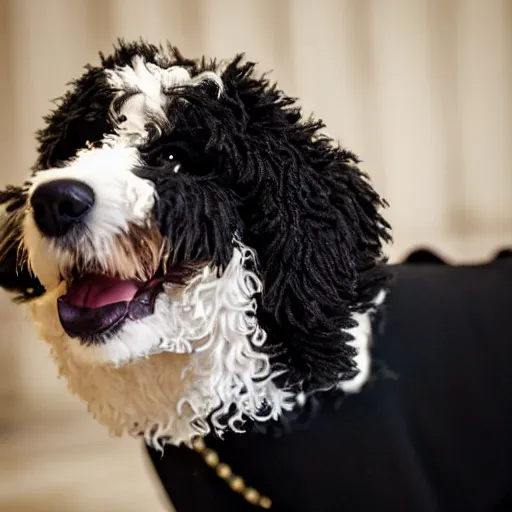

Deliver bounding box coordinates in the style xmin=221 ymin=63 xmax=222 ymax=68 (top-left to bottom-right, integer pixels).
xmin=30 ymin=179 xmax=95 ymax=237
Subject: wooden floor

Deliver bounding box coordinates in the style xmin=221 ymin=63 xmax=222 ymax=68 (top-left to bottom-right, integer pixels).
xmin=0 ymin=409 xmax=173 ymax=512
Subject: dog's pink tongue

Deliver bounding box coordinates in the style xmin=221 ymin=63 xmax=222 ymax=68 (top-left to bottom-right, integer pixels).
xmin=65 ymin=275 xmax=141 ymax=309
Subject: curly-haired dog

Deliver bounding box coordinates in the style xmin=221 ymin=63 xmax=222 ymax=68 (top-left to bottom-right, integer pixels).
xmin=1 ymin=41 xmax=511 ymax=512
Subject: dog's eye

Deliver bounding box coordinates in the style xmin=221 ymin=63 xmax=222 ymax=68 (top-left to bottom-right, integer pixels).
xmin=168 ymin=154 xmax=181 ymax=174
xmin=142 ymin=142 xmax=189 ymax=171
xmin=141 ymin=142 xmax=210 ymax=176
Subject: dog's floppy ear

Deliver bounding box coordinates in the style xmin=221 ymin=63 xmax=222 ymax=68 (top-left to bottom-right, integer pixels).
xmin=0 ymin=186 xmax=44 ymax=301
xmin=223 ymin=59 xmax=391 ymax=389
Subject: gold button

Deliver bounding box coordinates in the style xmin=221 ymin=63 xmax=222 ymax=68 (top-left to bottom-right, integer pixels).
xmin=192 ymin=437 xmax=205 ymax=452
xmin=243 ymin=488 xmax=260 ymax=504
xmin=259 ymin=496 xmax=272 ymax=509
xmin=216 ymin=463 xmax=232 ymax=479
xmin=230 ymin=476 xmax=245 ymax=492
xmin=204 ymin=449 xmax=219 ymax=467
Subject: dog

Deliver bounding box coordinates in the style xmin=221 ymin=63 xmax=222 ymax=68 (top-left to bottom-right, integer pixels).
xmin=1 ymin=41 xmax=510 ymax=511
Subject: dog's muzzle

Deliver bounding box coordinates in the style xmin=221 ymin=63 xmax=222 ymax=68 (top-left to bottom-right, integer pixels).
xmin=29 ymin=177 xmax=164 ymax=342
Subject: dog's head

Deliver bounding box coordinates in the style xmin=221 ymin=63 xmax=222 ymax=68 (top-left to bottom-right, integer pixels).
xmin=0 ymin=41 xmax=390 ymax=445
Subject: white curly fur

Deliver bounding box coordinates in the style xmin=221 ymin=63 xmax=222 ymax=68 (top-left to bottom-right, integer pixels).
xmin=105 ymin=55 xmax=223 ymax=146
xmin=28 ymin=245 xmax=295 ymax=447
xmin=338 ymin=289 xmax=387 ymax=394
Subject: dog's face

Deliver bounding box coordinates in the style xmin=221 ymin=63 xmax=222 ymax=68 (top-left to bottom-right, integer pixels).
xmin=0 ymin=42 xmax=390 ymax=445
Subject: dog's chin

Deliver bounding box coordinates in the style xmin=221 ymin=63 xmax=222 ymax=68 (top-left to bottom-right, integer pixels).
xmin=57 ymin=284 xmax=194 ymax=367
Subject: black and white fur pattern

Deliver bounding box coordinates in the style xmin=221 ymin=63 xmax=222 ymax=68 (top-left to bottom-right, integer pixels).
xmin=0 ymin=41 xmax=391 ymax=447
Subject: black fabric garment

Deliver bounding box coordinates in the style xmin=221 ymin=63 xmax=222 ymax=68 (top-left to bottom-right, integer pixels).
xmin=147 ymin=251 xmax=512 ymax=512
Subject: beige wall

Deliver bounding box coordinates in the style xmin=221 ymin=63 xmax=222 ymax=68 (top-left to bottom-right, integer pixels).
xmin=0 ymin=0 xmax=511 ymax=417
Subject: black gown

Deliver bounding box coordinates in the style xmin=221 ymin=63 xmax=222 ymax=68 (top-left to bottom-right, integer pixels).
xmin=146 ymin=250 xmax=512 ymax=512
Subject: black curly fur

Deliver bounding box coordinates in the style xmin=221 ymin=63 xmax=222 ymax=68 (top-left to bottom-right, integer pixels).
xmin=34 ymin=67 xmax=114 ymax=171
xmin=0 ymin=40 xmax=391 ymax=390
xmin=0 ymin=186 xmax=45 ymax=301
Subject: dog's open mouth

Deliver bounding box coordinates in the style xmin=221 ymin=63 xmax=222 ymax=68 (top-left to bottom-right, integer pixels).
xmin=56 ymin=263 xmax=200 ymax=339
xmin=57 ymin=274 xmax=165 ymax=339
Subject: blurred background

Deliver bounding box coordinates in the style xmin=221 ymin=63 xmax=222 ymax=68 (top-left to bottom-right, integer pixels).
xmin=0 ymin=0 xmax=511 ymax=510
